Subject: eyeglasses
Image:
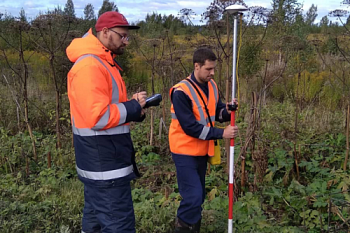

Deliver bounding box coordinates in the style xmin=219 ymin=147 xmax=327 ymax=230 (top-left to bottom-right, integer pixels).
xmin=109 ymin=29 xmax=129 ymax=41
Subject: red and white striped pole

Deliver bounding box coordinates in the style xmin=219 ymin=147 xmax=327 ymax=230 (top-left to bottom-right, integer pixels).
xmin=225 ymin=5 xmax=247 ymax=233
xmin=228 ymin=111 xmax=236 ymax=233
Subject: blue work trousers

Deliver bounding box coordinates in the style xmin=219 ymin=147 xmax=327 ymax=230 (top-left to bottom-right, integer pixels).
xmin=82 ymin=181 xmax=135 ymax=233
xmin=172 ymin=153 xmax=208 ymax=225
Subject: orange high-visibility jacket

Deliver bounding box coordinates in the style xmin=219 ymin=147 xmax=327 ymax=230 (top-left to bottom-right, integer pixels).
xmin=67 ymin=29 xmax=129 ymax=132
xmin=66 ymin=29 xmax=142 ymax=183
xmin=169 ymin=77 xmax=219 ymax=157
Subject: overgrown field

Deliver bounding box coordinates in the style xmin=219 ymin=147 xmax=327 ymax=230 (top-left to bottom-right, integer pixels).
xmin=2 ymin=0 xmax=350 ymax=232
xmin=1 ymin=100 xmax=349 ymax=233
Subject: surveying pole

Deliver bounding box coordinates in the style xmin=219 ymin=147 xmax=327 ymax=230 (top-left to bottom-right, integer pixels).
xmin=225 ymin=5 xmax=248 ymax=233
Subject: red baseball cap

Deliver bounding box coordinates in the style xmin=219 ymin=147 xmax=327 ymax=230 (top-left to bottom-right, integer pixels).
xmin=95 ymin=11 xmax=140 ymax=31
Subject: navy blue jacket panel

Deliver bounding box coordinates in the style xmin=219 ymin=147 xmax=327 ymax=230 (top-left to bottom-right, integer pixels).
xmin=74 ymin=133 xmax=137 ymax=186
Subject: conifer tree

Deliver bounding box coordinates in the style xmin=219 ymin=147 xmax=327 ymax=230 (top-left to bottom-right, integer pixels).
xmin=84 ymin=3 xmax=95 ymax=20
xmin=64 ymin=0 xmax=75 ymax=18
xmin=305 ymin=4 xmax=318 ymax=26
xmin=98 ymin=0 xmax=118 ymax=17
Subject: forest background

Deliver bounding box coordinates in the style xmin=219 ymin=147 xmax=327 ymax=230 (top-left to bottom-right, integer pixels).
xmin=1 ymin=0 xmax=350 ymax=232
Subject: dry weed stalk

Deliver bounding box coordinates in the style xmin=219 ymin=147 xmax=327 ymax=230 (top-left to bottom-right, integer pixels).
xmin=238 ymin=92 xmax=267 ymax=193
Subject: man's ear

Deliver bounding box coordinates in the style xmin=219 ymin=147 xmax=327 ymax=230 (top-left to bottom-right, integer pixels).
xmin=101 ymin=27 xmax=109 ymax=38
xmin=194 ymin=63 xmax=200 ymax=70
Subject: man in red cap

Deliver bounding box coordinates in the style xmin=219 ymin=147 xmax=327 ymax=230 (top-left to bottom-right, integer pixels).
xmin=66 ymin=11 xmax=146 ymax=233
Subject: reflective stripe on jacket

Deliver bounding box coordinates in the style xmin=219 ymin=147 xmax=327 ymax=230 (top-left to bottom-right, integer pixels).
xmin=70 ymin=54 xmax=129 ymax=135
xmin=169 ymin=77 xmax=218 ymax=156
xmin=67 ymin=29 xmax=141 ymax=182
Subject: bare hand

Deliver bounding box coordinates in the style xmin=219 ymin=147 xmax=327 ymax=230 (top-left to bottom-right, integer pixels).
xmin=222 ymin=125 xmax=238 ymax=139
xmin=132 ymin=91 xmax=147 ymax=108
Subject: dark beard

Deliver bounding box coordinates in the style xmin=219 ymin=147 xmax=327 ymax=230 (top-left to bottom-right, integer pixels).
xmin=113 ymin=47 xmax=124 ymax=55
xmin=107 ymin=36 xmax=125 ymax=55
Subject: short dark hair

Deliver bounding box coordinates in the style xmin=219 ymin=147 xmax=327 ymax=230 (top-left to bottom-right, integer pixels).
xmin=193 ymin=47 xmax=217 ymax=66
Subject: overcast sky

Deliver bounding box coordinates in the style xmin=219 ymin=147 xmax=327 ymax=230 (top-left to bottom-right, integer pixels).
xmin=0 ymin=0 xmax=348 ymax=24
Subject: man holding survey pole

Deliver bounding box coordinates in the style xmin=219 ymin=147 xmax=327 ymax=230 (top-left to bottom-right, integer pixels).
xmin=169 ymin=47 xmax=239 ymax=232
